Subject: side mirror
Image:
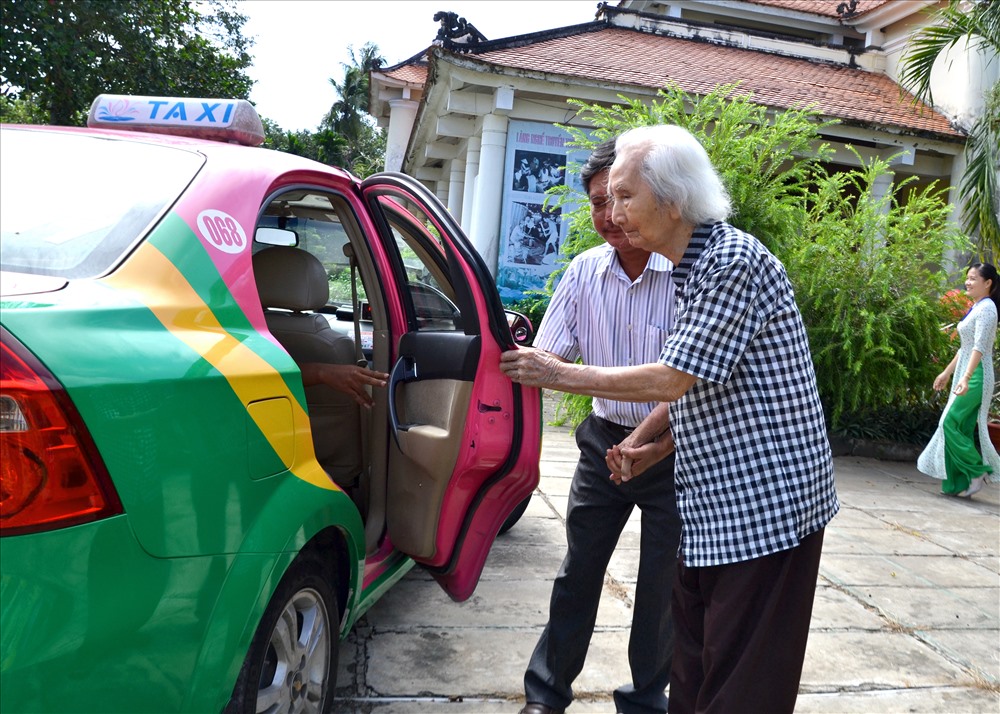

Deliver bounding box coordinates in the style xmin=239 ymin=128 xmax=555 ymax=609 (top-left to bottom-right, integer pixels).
xmin=505 ymin=309 xmax=534 ymax=346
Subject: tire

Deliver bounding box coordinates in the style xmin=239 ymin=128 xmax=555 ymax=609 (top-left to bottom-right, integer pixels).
xmin=498 ymin=493 xmax=532 ymax=535
xmin=227 ymin=556 xmax=338 ymax=714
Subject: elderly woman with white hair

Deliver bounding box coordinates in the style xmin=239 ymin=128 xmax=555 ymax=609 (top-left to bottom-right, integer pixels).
xmin=501 ymin=124 xmax=839 ymax=714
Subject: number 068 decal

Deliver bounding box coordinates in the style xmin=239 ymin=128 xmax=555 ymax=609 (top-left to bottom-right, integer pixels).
xmin=197 ymin=209 xmax=248 ymax=254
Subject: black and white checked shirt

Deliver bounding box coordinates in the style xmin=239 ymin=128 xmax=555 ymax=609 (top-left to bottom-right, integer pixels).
xmin=535 ymin=243 xmax=675 ymax=428
xmin=660 ymin=222 xmax=839 ymax=567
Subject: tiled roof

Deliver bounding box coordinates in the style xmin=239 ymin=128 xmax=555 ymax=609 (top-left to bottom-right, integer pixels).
xmin=740 ymin=0 xmax=894 ymax=18
xmin=460 ymin=26 xmax=960 ymax=139
xmin=380 ymin=63 xmax=428 ymax=85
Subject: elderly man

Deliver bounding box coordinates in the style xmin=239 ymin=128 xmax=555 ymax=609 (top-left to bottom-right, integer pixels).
xmin=501 ymin=125 xmax=839 ymax=714
xmin=517 ymin=139 xmax=680 ymax=714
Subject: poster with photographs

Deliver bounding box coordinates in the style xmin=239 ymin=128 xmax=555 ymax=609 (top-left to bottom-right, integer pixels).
xmin=497 ymin=120 xmax=589 ymax=303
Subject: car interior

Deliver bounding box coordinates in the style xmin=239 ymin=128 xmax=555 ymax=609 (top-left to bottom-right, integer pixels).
xmin=252 ymin=188 xmax=471 ymax=560
xmin=252 ymin=245 xmax=363 ymax=489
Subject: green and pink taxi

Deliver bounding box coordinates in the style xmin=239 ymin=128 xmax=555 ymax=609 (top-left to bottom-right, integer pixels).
xmin=0 ymin=95 xmax=541 ymax=713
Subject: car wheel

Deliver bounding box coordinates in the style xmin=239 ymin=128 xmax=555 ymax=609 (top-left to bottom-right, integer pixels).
xmin=498 ymin=493 xmax=532 ymax=535
xmin=227 ymin=556 xmax=338 ymax=714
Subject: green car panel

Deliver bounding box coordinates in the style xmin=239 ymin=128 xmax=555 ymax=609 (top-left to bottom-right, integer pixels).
xmin=1 ymin=516 xmax=236 ymax=712
xmin=0 ymin=460 xmax=368 ymax=713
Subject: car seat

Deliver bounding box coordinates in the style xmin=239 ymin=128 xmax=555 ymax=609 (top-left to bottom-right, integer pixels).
xmin=252 ymin=246 xmax=363 ymax=489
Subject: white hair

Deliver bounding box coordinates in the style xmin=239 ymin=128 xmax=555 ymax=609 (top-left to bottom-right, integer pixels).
xmin=615 ymin=125 xmax=731 ymax=225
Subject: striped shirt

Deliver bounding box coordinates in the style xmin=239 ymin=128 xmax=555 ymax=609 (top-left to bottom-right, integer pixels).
xmin=660 ymin=222 xmax=839 ymax=567
xmin=535 ymin=243 xmax=675 ymax=427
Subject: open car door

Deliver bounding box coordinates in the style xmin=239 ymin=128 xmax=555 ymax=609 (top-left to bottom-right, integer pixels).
xmin=361 ymin=173 xmax=541 ymax=601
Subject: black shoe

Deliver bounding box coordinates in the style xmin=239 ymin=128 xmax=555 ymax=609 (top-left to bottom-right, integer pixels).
xmin=518 ymin=704 xmax=565 ymax=714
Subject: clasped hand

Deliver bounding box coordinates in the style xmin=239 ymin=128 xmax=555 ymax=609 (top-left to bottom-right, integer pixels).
xmin=606 ymin=430 xmax=675 ymax=485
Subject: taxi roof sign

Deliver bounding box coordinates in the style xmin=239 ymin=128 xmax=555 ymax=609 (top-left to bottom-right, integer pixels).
xmin=87 ymin=94 xmax=265 ymax=147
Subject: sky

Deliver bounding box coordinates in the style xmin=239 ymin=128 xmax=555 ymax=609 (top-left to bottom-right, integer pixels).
xmin=240 ymin=0 xmax=601 ymax=131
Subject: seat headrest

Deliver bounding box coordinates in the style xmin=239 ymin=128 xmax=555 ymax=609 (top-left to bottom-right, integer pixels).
xmin=253 ymin=247 xmax=330 ymax=312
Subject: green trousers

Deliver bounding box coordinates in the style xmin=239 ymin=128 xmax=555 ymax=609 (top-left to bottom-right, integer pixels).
xmin=942 ymin=363 xmax=993 ymax=494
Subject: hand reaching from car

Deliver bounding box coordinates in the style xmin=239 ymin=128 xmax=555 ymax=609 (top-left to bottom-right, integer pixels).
xmin=300 ymin=362 xmax=389 ymax=407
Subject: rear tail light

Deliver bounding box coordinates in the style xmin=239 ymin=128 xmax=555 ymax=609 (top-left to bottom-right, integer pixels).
xmin=1 ymin=327 xmax=122 ymax=536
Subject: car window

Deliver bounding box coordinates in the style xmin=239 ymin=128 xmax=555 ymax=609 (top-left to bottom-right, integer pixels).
xmin=254 ymin=190 xmax=378 ymax=356
xmin=0 ymin=128 xmax=204 ymax=279
xmin=378 ymin=197 xmax=462 ymax=333
xmin=256 ymin=192 xmax=364 ymax=307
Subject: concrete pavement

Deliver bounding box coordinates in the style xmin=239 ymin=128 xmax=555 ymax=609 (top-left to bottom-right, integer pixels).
xmin=333 ymin=421 xmax=1000 ymax=713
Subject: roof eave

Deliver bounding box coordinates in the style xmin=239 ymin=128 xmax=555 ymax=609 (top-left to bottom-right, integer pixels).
xmin=849 ymin=0 xmax=937 ymax=31
xmin=440 ymin=20 xmax=610 ymax=54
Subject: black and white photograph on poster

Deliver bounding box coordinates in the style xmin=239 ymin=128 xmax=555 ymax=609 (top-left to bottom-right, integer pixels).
xmin=511 ymin=150 xmax=566 ymax=194
xmin=505 ymin=202 xmax=563 ymax=266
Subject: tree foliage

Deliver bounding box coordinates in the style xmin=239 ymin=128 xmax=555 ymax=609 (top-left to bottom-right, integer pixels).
xmin=259 ymin=42 xmax=387 ymax=179
xmin=1 ymin=0 xmax=254 ymax=125
xmin=322 ymin=42 xmax=386 ymax=176
xmin=261 ymin=118 xmax=347 ymax=166
xmin=0 ymin=91 xmax=49 ymax=124
xmin=899 ymin=0 xmax=1000 ymax=256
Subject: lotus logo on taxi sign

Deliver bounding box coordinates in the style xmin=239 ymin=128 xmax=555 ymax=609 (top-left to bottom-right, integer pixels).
xmin=95 ymin=98 xmax=142 ymax=123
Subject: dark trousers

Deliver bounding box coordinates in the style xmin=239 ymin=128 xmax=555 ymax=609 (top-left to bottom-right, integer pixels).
xmin=668 ymin=528 xmax=826 ymax=714
xmin=525 ymin=414 xmax=681 ymax=714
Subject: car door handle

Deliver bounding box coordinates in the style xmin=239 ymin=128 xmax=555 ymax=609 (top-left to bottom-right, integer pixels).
xmin=388 ymin=355 xmax=419 ymax=448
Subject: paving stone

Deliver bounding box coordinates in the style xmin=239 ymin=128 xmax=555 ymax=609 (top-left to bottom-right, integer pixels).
xmin=333 ymin=427 xmax=1000 ymax=713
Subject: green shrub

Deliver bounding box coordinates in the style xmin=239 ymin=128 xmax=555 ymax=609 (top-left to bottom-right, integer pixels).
xmin=547 ymin=390 xmax=593 ymax=429
xmin=833 ymin=392 xmax=944 ymax=444
xmin=0 ymin=93 xmax=52 ymax=125
xmin=784 ymin=152 xmax=971 ymax=429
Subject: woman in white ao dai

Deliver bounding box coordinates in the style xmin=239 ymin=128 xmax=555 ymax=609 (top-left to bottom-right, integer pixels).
xmin=918 ymin=263 xmax=1000 ymax=497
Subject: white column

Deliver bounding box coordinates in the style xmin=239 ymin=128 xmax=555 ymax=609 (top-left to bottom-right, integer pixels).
xmin=447 ymin=159 xmax=466 ymax=218
xmin=871 ymin=171 xmax=894 ymax=216
xmin=384 ymin=98 xmax=418 ymax=172
xmin=945 ymin=149 xmax=971 ymax=273
xmin=469 ymin=113 xmax=508 ymax=273
xmin=461 ymin=137 xmax=481 ymax=233
xmin=947 ymin=149 xmax=969 ymax=229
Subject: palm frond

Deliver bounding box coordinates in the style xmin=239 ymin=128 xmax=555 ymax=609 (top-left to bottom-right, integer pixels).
xmin=899 ymin=0 xmax=1000 ymax=105
xmin=959 ymin=107 xmax=1000 ymax=254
